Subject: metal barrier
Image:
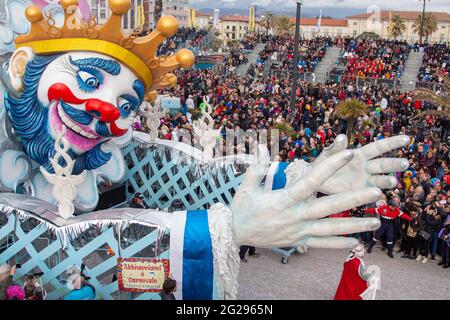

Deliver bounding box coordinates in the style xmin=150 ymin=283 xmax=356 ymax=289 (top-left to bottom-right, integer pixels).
xmin=416 ymin=81 xmax=444 ymax=92
xmin=327 ymin=73 xmax=401 ymax=89
xmin=0 ymin=138 xmax=249 ymax=300
xmin=122 ymin=141 xmax=246 ymax=210
xmin=0 ymin=211 xmax=169 ymax=300
xmin=268 ymin=69 xmax=315 ymax=82
xmin=178 ymin=30 xmax=214 ymax=53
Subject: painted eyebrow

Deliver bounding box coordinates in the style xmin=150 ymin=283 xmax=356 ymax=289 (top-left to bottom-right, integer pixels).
xmin=121 ymin=94 xmax=139 ymax=109
xmin=132 ymin=79 xmax=145 ymax=105
xmin=71 ymin=57 xmax=121 ymax=75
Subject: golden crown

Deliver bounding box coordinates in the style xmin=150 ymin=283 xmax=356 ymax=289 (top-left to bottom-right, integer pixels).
xmin=15 ymin=0 xmax=195 ymax=94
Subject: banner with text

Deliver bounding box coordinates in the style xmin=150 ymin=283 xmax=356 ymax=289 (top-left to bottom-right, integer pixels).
xmin=117 ymin=258 xmax=170 ymax=292
xmin=249 ymin=5 xmax=255 ymax=32
xmin=160 ymin=96 xmax=181 ymax=109
xmin=213 ymin=8 xmax=220 ymax=28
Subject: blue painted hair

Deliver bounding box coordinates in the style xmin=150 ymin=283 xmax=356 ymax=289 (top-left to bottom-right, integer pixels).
xmin=4 ymin=54 xmax=112 ymax=174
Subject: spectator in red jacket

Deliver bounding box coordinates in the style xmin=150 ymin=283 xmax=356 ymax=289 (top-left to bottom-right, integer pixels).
xmin=366 ymin=200 xmax=411 ymax=258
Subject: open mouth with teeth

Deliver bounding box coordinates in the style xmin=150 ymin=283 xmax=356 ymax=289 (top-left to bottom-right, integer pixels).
xmin=50 ymin=100 xmax=104 ymax=154
xmin=56 ymin=103 xmax=99 ymax=140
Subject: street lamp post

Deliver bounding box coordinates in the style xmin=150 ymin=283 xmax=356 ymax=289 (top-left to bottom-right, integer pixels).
xmin=289 ymin=0 xmax=303 ymax=123
xmin=419 ymin=0 xmax=429 ymax=44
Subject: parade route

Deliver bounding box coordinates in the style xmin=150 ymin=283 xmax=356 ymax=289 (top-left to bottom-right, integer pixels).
xmin=238 ymin=246 xmax=450 ymax=300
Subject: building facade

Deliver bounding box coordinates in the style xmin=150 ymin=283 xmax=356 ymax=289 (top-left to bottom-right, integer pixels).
xmin=289 ymin=18 xmax=349 ymax=39
xmin=219 ymin=16 xmax=250 ymax=43
xmin=89 ymin=0 xmax=110 ymax=24
xmin=195 ymin=11 xmax=212 ymax=29
xmin=160 ymin=0 xmax=189 ymax=28
xmin=89 ymin=0 xmax=189 ymax=32
xmin=86 ymin=4 xmax=449 ymax=43
xmin=217 ymin=15 xmax=264 ymax=43
xmin=346 ymin=11 xmax=450 ymax=43
xmin=142 ymin=0 xmax=189 ymax=30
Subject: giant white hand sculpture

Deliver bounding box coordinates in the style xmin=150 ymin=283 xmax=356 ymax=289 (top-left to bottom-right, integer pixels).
xmin=293 ymin=135 xmax=411 ymax=194
xmin=230 ymin=135 xmax=411 ymax=251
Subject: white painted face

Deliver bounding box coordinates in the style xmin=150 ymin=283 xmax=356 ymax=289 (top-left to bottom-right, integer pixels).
xmin=72 ymin=274 xmax=82 ymax=290
xmin=37 ymin=52 xmax=144 ymax=155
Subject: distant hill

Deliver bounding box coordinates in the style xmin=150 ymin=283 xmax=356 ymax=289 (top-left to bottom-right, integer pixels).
xmin=194 ymin=6 xmax=364 ymax=19
xmin=196 ymin=7 xmax=313 ymax=18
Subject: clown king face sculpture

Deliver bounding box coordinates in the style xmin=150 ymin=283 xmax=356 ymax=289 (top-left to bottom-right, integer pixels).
xmin=6 ymin=50 xmax=145 ymax=175
xmin=0 ymin=0 xmax=194 ymax=212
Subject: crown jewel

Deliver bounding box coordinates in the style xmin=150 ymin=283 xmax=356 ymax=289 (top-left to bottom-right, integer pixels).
xmin=15 ymin=0 xmax=195 ymax=93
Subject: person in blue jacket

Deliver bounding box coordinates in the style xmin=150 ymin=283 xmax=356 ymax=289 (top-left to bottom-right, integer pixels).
xmin=64 ymin=274 xmax=96 ymax=300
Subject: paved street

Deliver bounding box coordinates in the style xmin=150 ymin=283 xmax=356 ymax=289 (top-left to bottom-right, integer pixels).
xmin=238 ymin=245 xmax=450 ymax=300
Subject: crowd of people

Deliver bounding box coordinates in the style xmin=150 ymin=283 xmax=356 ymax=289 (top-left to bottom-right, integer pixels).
xmin=338 ymin=38 xmax=410 ymax=80
xmin=1 ymin=30 xmax=448 ymax=300
xmin=225 ymin=34 xmax=259 ymax=69
xmin=258 ymin=34 xmax=332 ymax=77
xmin=157 ymin=27 xmax=209 ymax=56
xmin=134 ymin=33 xmax=450 ymax=269
xmin=0 ymin=261 xmax=100 ymax=300
xmin=0 ymin=265 xmax=46 ymax=300
xmin=0 ymin=257 xmax=180 ymax=300
xmin=418 ymin=43 xmax=449 ymax=83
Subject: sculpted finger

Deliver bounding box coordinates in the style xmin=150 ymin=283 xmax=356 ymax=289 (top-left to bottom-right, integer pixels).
xmin=297 ymin=236 xmax=359 ymax=250
xmin=315 ymin=134 xmax=348 ymax=163
xmin=239 ymin=144 xmax=271 ymax=190
xmin=285 ymin=150 xmax=354 ymax=204
xmin=302 ymin=218 xmax=380 ymax=237
xmin=368 ymin=175 xmax=398 ymax=189
xmin=359 ymin=135 xmax=410 ymax=160
xmin=367 ymin=158 xmax=410 ymax=174
xmin=297 ymin=188 xmax=382 ymax=220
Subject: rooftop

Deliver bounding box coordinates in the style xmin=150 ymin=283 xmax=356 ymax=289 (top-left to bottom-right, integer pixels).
xmin=221 ymin=15 xmax=250 ymax=22
xmin=289 ymin=17 xmax=348 ymax=27
xmin=196 ymin=11 xmax=212 ymax=17
xmin=347 ymin=10 xmax=450 ymax=22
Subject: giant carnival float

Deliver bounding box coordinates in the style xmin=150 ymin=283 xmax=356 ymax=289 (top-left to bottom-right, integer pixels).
xmin=0 ymin=0 xmax=411 ymax=299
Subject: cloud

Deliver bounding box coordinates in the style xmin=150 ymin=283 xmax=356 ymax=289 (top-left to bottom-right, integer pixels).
xmin=221 ymin=0 xmax=238 ymax=7
xmin=252 ymin=0 xmax=283 ymax=6
xmin=191 ymin=0 xmax=449 ymax=16
xmin=279 ymin=0 xmax=450 ymax=12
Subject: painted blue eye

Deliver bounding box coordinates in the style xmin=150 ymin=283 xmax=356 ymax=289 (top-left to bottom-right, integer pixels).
xmin=76 ymin=70 xmax=102 ymax=92
xmin=85 ymin=77 xmax=99 ymax=88
xmin=121 ymin=102 xmax=132 ymax=113
xmin=118 ymin=97 xmax=134 ymax=118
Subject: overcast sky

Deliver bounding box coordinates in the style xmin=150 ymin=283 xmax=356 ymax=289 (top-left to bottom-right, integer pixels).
xmin=191 ymin=0 xmax=450 ymax=13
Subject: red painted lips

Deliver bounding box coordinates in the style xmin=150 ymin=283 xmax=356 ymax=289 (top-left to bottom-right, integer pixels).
xmin=47 ymin=83 xmax=128 ymax=136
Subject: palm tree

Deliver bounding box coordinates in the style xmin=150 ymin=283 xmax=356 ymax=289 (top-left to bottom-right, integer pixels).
xmin=389 ymin=15 xmax=407 ymax=39
xmin=275 ymin=15 xmax=292 ymax=35
xmin=260 ymin=12 xmax=276 ymax=35
xmin=412 ymin=13 xmax=438 ymax=42
xmin=335 ymin=99 xmax=369 ymax=138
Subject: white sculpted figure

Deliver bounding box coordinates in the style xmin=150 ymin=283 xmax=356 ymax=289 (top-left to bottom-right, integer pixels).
xmin=142 ymin=101 xmax=164 ymax=141
xmin=40 ymin=126 xmax=86 ymax=219
xmin=193 ymin=96 xmax=221 ymax=160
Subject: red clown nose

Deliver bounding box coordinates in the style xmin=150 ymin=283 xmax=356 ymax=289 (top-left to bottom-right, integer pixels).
xmin=48 ymin=83 xmax=128 ymax=136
